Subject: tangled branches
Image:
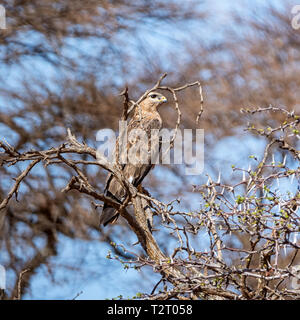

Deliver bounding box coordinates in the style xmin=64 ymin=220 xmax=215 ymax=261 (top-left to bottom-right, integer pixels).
xmin=106 ymin=105 xmax=300 ymax=300
xmin=0 ymin=77 xmax=299 ymax=300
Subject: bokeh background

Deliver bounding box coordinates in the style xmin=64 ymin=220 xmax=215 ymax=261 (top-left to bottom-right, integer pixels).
xmin=0 ymin=0 xmax=299 ymax=299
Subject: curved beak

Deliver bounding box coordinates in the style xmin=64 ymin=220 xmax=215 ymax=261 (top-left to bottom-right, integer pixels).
xmin=160 ymin=96 xmax=167 ymax=103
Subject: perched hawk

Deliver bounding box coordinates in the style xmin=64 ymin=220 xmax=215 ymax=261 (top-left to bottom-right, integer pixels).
xmin=100 ymin=92 xmax=167 ymax=226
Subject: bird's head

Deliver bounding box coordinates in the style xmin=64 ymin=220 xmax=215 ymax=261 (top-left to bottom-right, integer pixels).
xmin=147 ymin=92 xmax=167 ymax=105
xmin=140 ymin=91 xmax=167 ymax=112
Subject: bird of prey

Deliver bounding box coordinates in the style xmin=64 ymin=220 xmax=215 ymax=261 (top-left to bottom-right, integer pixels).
xmin=100 ymin=91 xmax=167 ymax=226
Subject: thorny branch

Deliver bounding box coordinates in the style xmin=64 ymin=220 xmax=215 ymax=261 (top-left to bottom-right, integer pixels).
xmin=0 ymin=79 xmax=299 ymax=300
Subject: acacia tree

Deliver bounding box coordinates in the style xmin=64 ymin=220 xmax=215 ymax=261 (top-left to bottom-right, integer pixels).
xmin=0 ymin=1 xmax=300 ymax=299
xmin=0 ymin=0 xmax=204 ymax=299
xmin=1 ymin=73 xmax=300 ymax=299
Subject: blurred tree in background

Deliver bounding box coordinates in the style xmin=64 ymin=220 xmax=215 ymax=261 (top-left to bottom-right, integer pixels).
xmin=0 ymin=0 xmax=299 ymax=299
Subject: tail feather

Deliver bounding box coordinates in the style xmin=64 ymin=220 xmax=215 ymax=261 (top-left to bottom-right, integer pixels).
xmin=100 ymin=205 xmax=119 ymax=226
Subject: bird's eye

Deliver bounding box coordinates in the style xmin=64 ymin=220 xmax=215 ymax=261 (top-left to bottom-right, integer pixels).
xmin=150 ymin=94 xmax=157 ymax=99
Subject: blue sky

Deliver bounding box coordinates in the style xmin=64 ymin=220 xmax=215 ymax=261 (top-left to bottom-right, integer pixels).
xmin=1 ymin=0 xmax=298 ymax=299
